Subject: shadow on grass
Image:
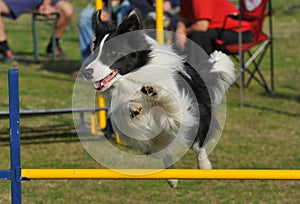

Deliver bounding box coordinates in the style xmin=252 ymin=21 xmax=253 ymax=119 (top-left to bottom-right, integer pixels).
xmin=260 ymin=91 xmax=300 ymax=103
xmin=0 ymin=124 xmax=79 ymax=146
xmin=0 ymin=122 xmax=109 ymax=146
xmin=284 ymin=4 xmax=300 ymax=14
xmin=12 ymin=52 xmax=82 ymax=75
xmin=40 ymin=60 xmax=82 ymax=75
xmin=244 ymin=103 xmax=300 ymax=117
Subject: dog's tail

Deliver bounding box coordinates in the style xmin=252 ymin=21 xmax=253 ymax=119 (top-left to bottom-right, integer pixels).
xmin=209 ymin=51 xmax=236 ymax=90
xmin=205 ymin=51 xmax=235 ymax=104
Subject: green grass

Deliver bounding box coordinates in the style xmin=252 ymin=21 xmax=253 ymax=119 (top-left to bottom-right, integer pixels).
xmin=1 ymin=1 xmax=300 ymax=203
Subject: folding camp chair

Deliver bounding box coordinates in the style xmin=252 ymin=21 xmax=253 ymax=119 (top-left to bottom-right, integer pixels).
xmin=215 ymin=0 xmax=274 ymax=93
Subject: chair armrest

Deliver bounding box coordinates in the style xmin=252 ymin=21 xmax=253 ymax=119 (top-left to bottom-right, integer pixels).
xmin=228 ymin=12 xmax=240 ymax=20
xmin=227 ymin=12 xmax=258 ymax=22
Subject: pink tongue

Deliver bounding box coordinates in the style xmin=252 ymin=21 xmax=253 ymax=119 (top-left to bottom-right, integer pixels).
xmin=101 ymin=74 xmax=115 ymax=87
xmin=95 ymin=70 xmax=118 ymax=89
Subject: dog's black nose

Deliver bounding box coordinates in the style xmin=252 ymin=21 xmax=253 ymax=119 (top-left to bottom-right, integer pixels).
xmin=82 ymin=68 xmax=94 ymax=80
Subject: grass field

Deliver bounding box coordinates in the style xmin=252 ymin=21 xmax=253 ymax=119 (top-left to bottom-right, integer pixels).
xmin=0 ymin=1 xmax=300 ymax=203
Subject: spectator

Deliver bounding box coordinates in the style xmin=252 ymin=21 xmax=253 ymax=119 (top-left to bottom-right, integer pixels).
xmin=129 ymin=0 xmax=154 ymax=19
xmin=129 ymin=0 xmax=179 ymax=30
xmin=175 ymin=0 xmax=253 ymax=59
xmin=109 ymin=0 xmax=132 ymax=26
xmin=144 ymin=0 xmax=180 ymax=30
xmin=78 ymin=0 xmax=131 ymax=62
xmin=0 ymin=0 xmax=73 ymax=62
xmin=163 ymin=0 xmax=180 ymax=30
xmin=78 ymin=6 xmax=105 ymax=62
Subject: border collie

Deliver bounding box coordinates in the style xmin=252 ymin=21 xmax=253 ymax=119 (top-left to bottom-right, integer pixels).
xmin=81 ymin=10 xmax=235 ymax=188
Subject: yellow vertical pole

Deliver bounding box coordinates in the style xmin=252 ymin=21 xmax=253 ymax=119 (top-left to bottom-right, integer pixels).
xmin=95 ymin=0 xmax=103 ymax=10
xmin=156 ymin=0 xmax=164 ymax=44
xmin=94 ymin=0 xmax=107 ymax=131
xmin=97 ymin=94 xmax=107 ymax=130
xmin=90 ymin=113 xmax=97 ymax=135
xmin=116 ymin=133 xmax=126 ymax=145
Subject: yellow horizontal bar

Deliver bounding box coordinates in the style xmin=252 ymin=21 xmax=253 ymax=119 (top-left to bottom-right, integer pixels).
xmin=22 ymin=169 xmax=300 ymax=180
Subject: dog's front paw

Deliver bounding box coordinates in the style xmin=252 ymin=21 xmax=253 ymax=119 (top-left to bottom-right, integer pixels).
xmin=128 ymin=100 xmax=143 ymax=119
xmin=141 ymin=85 xmax=158 ymax=96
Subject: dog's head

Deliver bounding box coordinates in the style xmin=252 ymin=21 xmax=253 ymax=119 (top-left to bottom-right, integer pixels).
xmin=81 ymin=9 xmax=152 ymax=92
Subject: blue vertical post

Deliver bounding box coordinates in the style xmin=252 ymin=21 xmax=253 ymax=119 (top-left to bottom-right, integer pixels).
xmin=8 ymin=68 xmax=22 ymax=204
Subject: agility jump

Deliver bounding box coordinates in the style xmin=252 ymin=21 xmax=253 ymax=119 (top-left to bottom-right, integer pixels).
xmin=0 ymin=69 xmax=299 ymax=204
xmin=0 ymin=1 xmax=295 ymax=204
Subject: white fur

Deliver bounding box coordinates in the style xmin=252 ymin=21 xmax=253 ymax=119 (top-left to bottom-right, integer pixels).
xmin=85 ymin=32 xmax=235 ymax=188
xmin=86 ymin=34 xmax=110 ymax=82
xmin=208 ymin=51 xmax=236 ymax=104
xmin=107 ymin=44 xmax=198 ymax=155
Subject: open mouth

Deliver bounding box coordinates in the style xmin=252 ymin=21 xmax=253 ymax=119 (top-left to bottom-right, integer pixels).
xmin=94 ymin=70 xmax=119 ymax=90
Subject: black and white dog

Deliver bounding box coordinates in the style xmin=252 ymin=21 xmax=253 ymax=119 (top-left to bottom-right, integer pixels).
xmin=81 ymin=10 xmax=235 ymax=188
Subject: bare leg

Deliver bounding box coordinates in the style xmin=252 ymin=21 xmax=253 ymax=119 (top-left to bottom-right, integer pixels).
xmin=0 ymin=1 xmax=11 ymax=41
xmin=54 ymin=1 xmax=73 ymax=38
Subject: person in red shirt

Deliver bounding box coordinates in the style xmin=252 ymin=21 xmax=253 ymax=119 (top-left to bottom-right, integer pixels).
xmin=176 ymin=0 xmax=252 ymax=56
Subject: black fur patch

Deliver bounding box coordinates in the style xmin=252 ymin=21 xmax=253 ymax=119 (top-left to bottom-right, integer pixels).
xmin=93 ymin=9 xmax=152 ymax=75
xmin=178 ymin=63 xmax=213 ymax=147
xmin=93 ymin=10 xmax=116 ymax=50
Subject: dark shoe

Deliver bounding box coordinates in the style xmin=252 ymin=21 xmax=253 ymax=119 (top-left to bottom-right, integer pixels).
xmin=46 ymin=43 xmax=67 ymax=59
xmin=1 ymin=49 xmax=15 ymax=63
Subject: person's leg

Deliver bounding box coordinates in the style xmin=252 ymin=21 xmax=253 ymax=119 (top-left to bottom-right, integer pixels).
xmin=129 ymin=0 xmax=154 ymax=18
xmin=188 ymin=30 xmax=218 ymax=55
xmin=47 ymin=0 xmax=73 ymax=57
xmin=0 ymin=1 xmax=10 ymax=41
xmin=78 ymin=7 xmax=95 ymax=61
xmin=0 ymin=1 xmax=14 ymax=62
xmin=53 ymin=0 xmax=73 ymax=39
xmin=183 ymin=30 xmax=218 ymax=66
xmin=116 ymin=0 xmax=131 ymax=26
xmin=218 ymin=29 xmax=253 ymax=44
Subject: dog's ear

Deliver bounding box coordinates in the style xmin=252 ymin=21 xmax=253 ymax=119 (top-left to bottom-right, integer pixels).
xmin=93 ymin=10 xmax=105 ymax=36
xmin=93 ymin=10 xmax=116 ymax=50
xmin=117 ymin=9 xmax=143 ymax=34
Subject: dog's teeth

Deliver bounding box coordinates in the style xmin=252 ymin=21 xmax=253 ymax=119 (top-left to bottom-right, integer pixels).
xmin=94 ymin=81 xmax=102 ymax=89
xmin=100 ymin=81 xmax=107 ymax=87
xmin=95 ymin=70 xmax=119 ymax=90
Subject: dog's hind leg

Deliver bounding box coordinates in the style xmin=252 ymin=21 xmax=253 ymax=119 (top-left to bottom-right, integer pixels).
xmin=163 ymin=154 xmax=178 ymax=188
xmin=192 ymin=142 xmax=212 ymax=169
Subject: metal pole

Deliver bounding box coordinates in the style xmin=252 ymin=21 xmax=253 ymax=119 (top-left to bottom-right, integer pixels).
xmin=156 ymin=0 xmax=164 ymax=44
xmin=94 ymin=0 xmax=107 ymax=131
xmin=238 ymin=0 xmax=244 ymax=107
xmin=268 ymin=0 xmax=275 ymax=93
xmin=22 ymin=169 xmax=300 ymax=180
xmin=97 ymin=94 xmax=107 ymax=130
xmin=51 ymin=20 xmax=56 ymax=60
xmin=95 ymin=0 xmax=103 ymax=10
xmin=8 ymin=68 xmax=22 ymax=204
xmin=32 ymin=14 xmax=39 ymax=60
